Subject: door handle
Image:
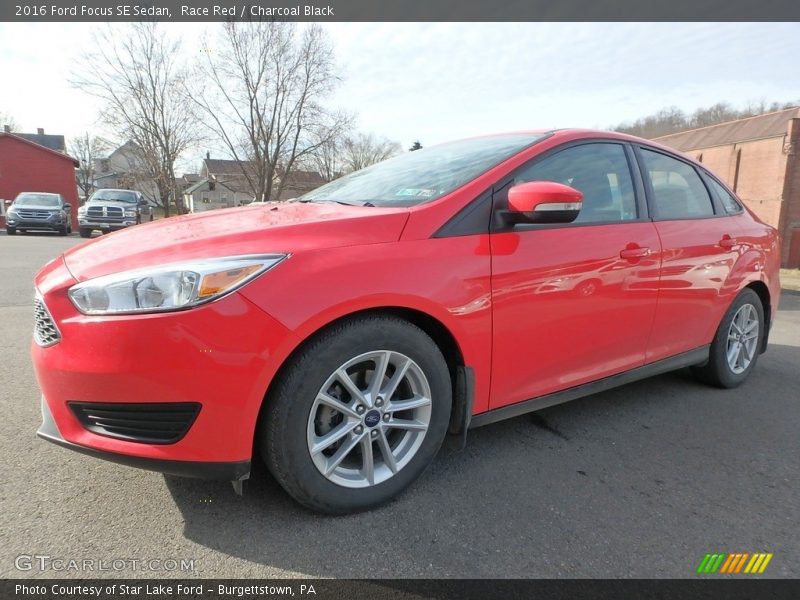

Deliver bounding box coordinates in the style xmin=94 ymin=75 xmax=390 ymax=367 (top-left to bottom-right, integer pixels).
xmin=619 ymin=246 xmax=650 ymax=259
xmin=719 ymin=235 xmax=737 ymax=249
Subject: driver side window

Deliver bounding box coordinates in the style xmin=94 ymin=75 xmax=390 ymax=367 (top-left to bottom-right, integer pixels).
xmin=515 ymin=143 xmax=638 ymax=223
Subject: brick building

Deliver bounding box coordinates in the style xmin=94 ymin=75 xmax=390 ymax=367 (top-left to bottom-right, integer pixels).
xmin=654 ymin=107 xmax=800 ymax=267
xmin=0 ymin=131 xmax=80 ymax=230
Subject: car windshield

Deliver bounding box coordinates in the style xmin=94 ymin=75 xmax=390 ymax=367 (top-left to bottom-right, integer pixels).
xmin=299 ymin=133 xmax=548 ymax=207
xmin=14 ymin=194 xmax=60 ymax=207
xmin=90 ymin=190 xmax=138 ymax=203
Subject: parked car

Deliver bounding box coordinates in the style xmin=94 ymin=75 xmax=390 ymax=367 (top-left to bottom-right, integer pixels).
xmin=5 ymin=192 xmax=72 ymax=236
xmin=31 ymin=130 xmax=780 ymax=513
xmin=78 ymin=189 xmax=153 ymax=238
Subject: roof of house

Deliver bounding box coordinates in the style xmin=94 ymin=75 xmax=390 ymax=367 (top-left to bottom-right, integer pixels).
xmin=653 ymin=107 xmax=800 ymax=151
xmin=0 ymin=132 xmax=79 ymax=166
xmin=15 ymin=132 xmax=66 ymax=152
xmin=282 ymin=170 xmax=326 ymax=190
xmin=204 ymin=158 xmax=257 ymax=175
xmin=183 ymin=178 xmax=210 ymax=195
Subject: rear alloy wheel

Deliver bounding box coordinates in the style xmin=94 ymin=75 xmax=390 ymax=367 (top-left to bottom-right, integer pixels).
xmin=262 ymin=316 xmax=451 ymax=513
xmin=692 ymin=288 xmax=764 ymax=388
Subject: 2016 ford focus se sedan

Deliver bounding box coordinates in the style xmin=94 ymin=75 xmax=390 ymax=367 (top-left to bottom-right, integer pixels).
xmin=32 ymin=130 xmax=780 ymax=513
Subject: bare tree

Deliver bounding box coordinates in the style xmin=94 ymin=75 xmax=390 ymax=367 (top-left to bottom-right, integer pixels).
xmin=341 ymin=132 xmax=402 ymax=173
xmin=0 ymin=110 xmax=18 ymax=132
xmin=72 ymin=24 xmax=198 ymax=216
xmin=69 ymin=133 xmax=110 ymax=202
xmin=614 ymin=100 xmax=800 ymax=138
xmin=192 ymin=22 xmax=351 ymax=202
xmin=307 ymin=132 xmax=344 ymax=182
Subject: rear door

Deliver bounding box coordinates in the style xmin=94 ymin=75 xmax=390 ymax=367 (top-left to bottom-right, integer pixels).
xmin=635 ymin=146 xmax=742 ymax=362
xmin=489 ymin=141 xmax=662 ymax=409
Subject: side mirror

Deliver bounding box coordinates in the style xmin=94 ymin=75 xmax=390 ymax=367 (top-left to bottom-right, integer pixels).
xmin=138 ymin=199 xmax=148 ymax=207
xmin=507 ymin=181 xmax=583 ymax=224
xmin=62 ymin=203 xmax=71 ymax=210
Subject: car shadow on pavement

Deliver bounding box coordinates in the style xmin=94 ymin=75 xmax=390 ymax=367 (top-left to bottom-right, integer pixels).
xmin=164 ymin=342 xmax=800 ymax=578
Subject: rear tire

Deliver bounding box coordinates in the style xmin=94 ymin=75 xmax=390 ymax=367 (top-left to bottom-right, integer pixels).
xmin=261 ymin=315 xmax=452 ymax=514
xmin=5 ymin=227 xmax=15 ymax=236
xmin=692 ymin=288 xmax=764 ymax=388
xmin=79 ymin=228 xmax=92 ymax=238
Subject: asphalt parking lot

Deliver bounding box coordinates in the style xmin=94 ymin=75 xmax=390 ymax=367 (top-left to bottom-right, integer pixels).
xmin=0 ymin=231 xmax=798 ymax=579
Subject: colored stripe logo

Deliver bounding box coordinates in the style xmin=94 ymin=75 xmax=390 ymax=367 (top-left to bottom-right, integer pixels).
xmin=697 ymin=553 xmax=773 ymax=574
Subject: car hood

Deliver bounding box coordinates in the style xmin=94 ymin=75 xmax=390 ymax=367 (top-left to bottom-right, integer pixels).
xmin=83 ymin=200 xmax=137 ymax=209
xmin=11 ymin=204 xmax=61 ymax=211
xmin=63 ymin=202 xmax=410 ymax=281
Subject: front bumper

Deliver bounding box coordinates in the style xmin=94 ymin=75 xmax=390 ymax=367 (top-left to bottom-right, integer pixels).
xmin=79 ymin=219 xmax=136 ymax=230
xmin=38 ymin=396 xmax=250 ymax=480
xmin=32 ymin=257 xmax=292 ymax=476
xmin=7 ymin=217 xmax=65 ymax=230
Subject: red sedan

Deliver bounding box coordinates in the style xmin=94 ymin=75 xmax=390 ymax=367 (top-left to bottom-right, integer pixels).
xmin=32 ymin=130 xmax=780 ymax=513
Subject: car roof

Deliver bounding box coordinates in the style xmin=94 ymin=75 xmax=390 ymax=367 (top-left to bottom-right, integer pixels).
xmin=544 ymin=128 xmax=706 ymax=170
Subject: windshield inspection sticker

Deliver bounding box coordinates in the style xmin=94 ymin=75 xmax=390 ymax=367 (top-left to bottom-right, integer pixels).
xmin=396 ymin=188 xmax=436 ymax=197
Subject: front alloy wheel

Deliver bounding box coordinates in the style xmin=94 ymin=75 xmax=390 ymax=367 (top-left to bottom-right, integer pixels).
xmin=262 ymin=315 xmax=451 ymax=513
xmin=307 ymin=350 xmax=432 ymax=488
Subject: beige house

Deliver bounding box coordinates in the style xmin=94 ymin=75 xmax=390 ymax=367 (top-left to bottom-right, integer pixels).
xmin=93 ymin=141 xmax=159 ymax=203
xmin=183 ymin=157 xmax=325 ymax=213
xmin=654 ymin=107 xmax=800 ymax=267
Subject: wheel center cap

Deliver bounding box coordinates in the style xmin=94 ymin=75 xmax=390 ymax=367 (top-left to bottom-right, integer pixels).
xmin=364 ymin=410 xmax=381 ymax=428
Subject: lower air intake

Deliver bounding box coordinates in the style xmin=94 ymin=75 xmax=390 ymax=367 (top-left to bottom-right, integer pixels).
xmin=68 ymin=402 xmax=201 ymax=444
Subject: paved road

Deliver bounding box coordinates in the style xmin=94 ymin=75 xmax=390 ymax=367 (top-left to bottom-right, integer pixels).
xmin=1 ymin=231 xmax=798 ymax=579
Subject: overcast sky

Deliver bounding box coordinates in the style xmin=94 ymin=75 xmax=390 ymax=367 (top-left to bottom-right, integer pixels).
xmin=1 ymin=22 xmax=799 ymax=174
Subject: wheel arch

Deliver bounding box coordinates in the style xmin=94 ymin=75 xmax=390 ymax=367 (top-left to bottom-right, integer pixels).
xmin=744 ymin=280 xmax=771 ymax=353
xmin=256 ymin=305 xmax=471 ymax=449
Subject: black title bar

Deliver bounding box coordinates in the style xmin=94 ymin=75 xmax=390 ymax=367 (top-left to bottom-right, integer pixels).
xmin=4 ymin=579 xmax=800 ymax=600
xmin=3 ymin=0 xmax=800 ymax=22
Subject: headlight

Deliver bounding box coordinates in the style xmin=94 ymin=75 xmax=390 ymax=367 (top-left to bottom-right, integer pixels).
xmin=124 ymin=209 xmax=137 ymax=217
xmin=78 ymin=206 xmax=87 ymax=215
xmin=68 ymin=254 xmax=287 ymax=315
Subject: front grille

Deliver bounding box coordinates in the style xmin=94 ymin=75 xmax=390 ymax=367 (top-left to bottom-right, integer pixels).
xmin=86 ymin=206 xmax=125 ymax=222
xmin=18 ymin=209 xmax=52 ymax=219
xmin=68 ymin=402 xmax=201 ymax=444
xmin=33 ymin=297 xmax=61 ymax=347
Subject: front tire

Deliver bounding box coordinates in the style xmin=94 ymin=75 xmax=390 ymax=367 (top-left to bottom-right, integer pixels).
xmin=5 ymin=227 xmax=15 ymax=236
xmin=692 ymin=288 xmax=764 ymax=388
xmin=261 ymin=315 xmax=452 ymax=514
xmin=79 ymin=228 xmax=92 ymax=238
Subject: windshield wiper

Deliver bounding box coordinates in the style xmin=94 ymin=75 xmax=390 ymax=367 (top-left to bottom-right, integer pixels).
xmin=297 ymin=199 xmax=374 ymax=207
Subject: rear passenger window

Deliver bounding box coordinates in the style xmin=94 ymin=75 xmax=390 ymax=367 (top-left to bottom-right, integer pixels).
xmin=640 ymin=149 xmax=714 ymax=219
xmin=706 ymin=177 xmax=743 ymax=214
